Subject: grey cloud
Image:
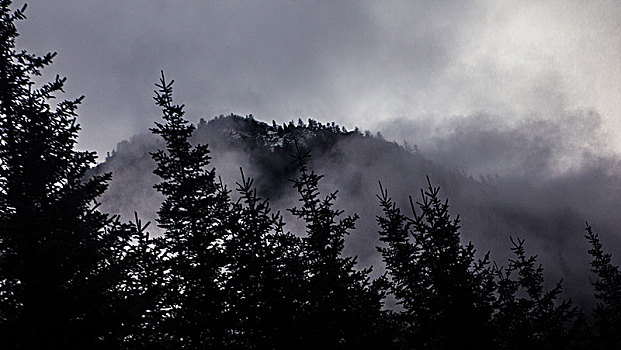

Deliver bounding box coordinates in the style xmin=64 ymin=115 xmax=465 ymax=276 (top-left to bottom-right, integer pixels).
xmin=15 ymin=1 xmax=621 ymax=157
xmin=378 ymin=110 xmax=613 ymax=179
xmin=15 ymin=1 xmax=382 ymax=154
xmin=375 ymin=108 xmax=621 ymax=305
xmin=13 ymin=0 xmax=502 ymax=157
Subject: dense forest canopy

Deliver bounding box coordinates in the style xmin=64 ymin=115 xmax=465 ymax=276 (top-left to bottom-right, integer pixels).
xmin=1 ymin=1 xmax=621 ymax=349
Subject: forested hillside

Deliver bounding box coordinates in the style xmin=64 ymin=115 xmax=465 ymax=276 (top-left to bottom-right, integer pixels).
xmin=3 ymin=1 xmax=621 ymax=348
xmin=93 ymin=113 xmax=621 ymax=306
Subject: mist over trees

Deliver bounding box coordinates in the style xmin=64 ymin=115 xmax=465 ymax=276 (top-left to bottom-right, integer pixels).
xmin=3 ymin=1 xmax=621 ymax=349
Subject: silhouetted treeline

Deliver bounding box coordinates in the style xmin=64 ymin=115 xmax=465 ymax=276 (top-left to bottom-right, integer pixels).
xmin=1 ymin=2 xmax=621 ymax=349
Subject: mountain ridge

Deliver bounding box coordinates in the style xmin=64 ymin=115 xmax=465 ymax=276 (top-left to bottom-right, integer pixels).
xmin=92 ymin=114 xmax=621 ymax=306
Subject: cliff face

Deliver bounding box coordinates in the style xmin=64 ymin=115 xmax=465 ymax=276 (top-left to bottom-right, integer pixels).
xmin=91 ymin=114 xmax=621 ymax=306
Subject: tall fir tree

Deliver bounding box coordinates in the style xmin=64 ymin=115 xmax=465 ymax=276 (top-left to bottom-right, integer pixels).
xmin=492 ymin=237 xmax=580 ymax=349
xmin=377 ymin=177 xmax=496 ymax=349
xmin=111 ymin=213 xmax=162 ymax=348
xmin=585 ymin=223 xmax=621 ymax=348
xmin=0 ymin=1 xmax=136 ymax=348
xmin=223 ymin=168 xmax=307 ymax=349
xmin=289 ymin=146 xmax=388 ymax=349
xmin=150 ymin=71 xmax=232 ymax=348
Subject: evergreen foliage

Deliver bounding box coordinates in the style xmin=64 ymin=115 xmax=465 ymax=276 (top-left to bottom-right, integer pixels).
xmin=150 ymin=72 xmax=232 ymax=348
xmin=4 ymin=2 xmax=621 ymax=347
xmin=492 ymin=237 xmax=579 ymax=349
xmin=377 ymin=177 xmax=496 ymax=349
xmin=0 ymin=1 xmax=136 ymax=348
xmin=289 ymin=146 xmax=388 ymax=349
xmin=585 ymin=223 xmax=621 ymax=348
xmin=377 ymin=178 xmax=586 ymax=349
xmin=223 ymin=168 xmax=306 ymax=349
xmin=112 ymin=213 xmax=161 ymax=348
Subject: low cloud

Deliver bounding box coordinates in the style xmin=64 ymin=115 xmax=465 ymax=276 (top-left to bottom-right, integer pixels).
xmin=13 ymin=0 xmax=621 ymax=157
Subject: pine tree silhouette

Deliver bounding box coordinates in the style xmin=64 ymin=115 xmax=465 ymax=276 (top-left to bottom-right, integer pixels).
xmin=223 ymin=168 xmax=307 ymax=349
xmin=0 ymin=2 xmax=136 ymax=348
xmin=492 ymin=237 xmax=580 ymax=349
xmin=377 ymin=177 xmax=496 ymax=349
xmin=289 ymin=146 xmax=388 ymax=349
xmin=150 ymin=72 xmax=232 ymax=348
xmin=585 ymin=223 xmax=621 ymax=348
xmin=111 ymin=213 xmax=162 ymax=348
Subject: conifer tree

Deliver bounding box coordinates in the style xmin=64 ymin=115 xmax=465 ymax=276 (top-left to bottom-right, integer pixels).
xmin=377 ymin=177 xmax=496 ymax=349
xmin=111 ymin=213 xmax=162 ymax=348
xmin=150 ymin=72 xmax=231 ymax=348
xmin=0 ymin=1 xmax=136 ymax=347
xmin=492 ymin=237 xmax=579 ymax=349
xmin=289 ymin=147 xmax=387 ymax=349
xmin=224 ymin=168 xmax=307 ymax=349
xmin=585 ymin=223 xmax=621 ymax=348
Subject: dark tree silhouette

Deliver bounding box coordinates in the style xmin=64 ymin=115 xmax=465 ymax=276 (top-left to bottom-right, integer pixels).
xmin=3 ymin=3 xmax=616 ymax=347
xmin=111 ymin=213 xmax=162 ymax=348
xmin=149 ymin=73 xmax=389 ymax=349
xmin=492 ymin=237 xmax=580 ymax=349
xmin=223 ymin=168 xmax=307 ymax=349
xmin=150 ymin=72 xmax=232 ymax=348
xmin=585 ymin=223 xmax=621 ymax=348
xmin=289 ymin=147 xmax=388 ymax=349
xmin=0 ymin=1 xmax=136 ymax=348
xmin=377 ymin=177 xmax=496 ymax=349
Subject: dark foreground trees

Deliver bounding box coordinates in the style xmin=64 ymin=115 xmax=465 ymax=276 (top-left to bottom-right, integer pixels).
xmin=378 ymin=178 xmax=496 ymax=348
xmin=3 ymin=2 xmax=621 ymax=348
xmin=148 ymin=72 xmax=233 ymax=348
xmin=288 ymin=147 xmax=389 ymax=348
xmin=491 ymin=236 xmax=583 ymax=349
xmin=0 ymin=2 xmax=138 ymax=348
xmin=146 ymin=73 xmax=388 ymax=349
xmin=223 ymin=169 xmax=306 ymax=349
xmin=377 ymin=178 xmax=586 ymax=349
xmin=585 ymin=223 xmax=621 ymax=348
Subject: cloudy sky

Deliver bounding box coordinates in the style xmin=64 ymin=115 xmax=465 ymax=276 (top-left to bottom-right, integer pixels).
xmin=13 ymin=0 xmax=621 ymax=160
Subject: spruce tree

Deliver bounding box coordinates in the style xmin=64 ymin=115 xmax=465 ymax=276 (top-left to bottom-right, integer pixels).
xmin=377 ymin=177 xmax=496 ymax=349
xmin=0 ymin=1 xmax=135 ymax=347
xmin=224 ymin=168 xmax=306 ymax=349
xmin=150 ymin=72 xmax=232 ymax=348
xmin=111 ymin=213 xmax=162 ymax=348
xmin=289 ymin=147 xmax=387 ymax=349
xmin=585 ymin=223 xmax=621 ymax=348
xmin=492 ymin=237 xmax=579 ymax=349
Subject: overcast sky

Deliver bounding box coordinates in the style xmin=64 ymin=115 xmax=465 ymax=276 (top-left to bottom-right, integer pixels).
xmin=13 ymin=0 xmax=621 ymax=159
